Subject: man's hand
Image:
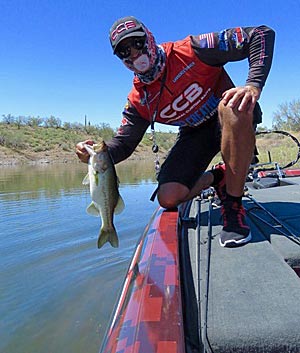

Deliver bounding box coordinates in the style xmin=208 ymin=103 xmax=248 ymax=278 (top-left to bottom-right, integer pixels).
xmin=221 ymin=85 xmax=261 ymax=113
xmin=75 ymin=140 xmax=95 ymax=163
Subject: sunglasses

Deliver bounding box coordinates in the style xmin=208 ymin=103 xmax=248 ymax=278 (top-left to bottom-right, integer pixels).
xmin=115 ymin=37 xmax=146 ymax=59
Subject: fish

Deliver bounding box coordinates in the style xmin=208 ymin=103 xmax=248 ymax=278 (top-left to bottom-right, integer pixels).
xmin=82 ymin=141 xmax=125 ymax=249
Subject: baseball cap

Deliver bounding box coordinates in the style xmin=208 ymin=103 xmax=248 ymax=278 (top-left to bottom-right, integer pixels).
xmin=109 ymin=16 xmax=146 ymax=53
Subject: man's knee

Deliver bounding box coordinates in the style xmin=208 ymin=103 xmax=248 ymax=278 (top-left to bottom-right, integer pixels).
xmin=157 ymin=182 xmax=189 ymax=209
xmin=218 ymin=101 xmax=253 ymax=127
xmin=157 ymin=194 xmax=179 ymax=209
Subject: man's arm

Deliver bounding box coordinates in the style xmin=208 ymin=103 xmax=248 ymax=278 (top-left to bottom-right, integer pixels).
xmin=191 ymin=25 xmax=275 ymax=90
xmin=191 ymin=25 xmax=275 ymax=112
xmin=106 ymin=100 xmax=150 ymax=164
xmin=76 ymin=101 xmax=149 ymax=164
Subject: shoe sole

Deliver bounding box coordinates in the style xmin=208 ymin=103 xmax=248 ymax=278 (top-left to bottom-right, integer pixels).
xmin=219 ymin=231 xmax=252 ymax=248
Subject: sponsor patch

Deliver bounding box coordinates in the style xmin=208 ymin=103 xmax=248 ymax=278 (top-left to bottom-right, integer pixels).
xmin=121 ymin=116 xmax=128 ymax=126
xmin=233 ymin=27 xmax=246 ymax=49
xmin=172 ymin=62 xmax=195 ymax=83
xmin=170 ymin=93 xmax=220 ymax=127
xmin=218 ymin=30 xmax=229 ymax=51
xmin=117 ymin=115 xmax=129 ymax=134
xmin=198 ymin=33 xmax=215 ymax=48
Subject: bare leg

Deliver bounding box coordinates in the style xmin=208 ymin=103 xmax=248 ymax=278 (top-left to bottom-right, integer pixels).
xmin=157 ymin=172 xmax=214 ymax=209
xmin=218 ymin=101 xmax=255 ymax=197
xmin=157 ymin=101 xmax=255 ymax=209
xmin=183 ymin=171 xmax=214 ymax=200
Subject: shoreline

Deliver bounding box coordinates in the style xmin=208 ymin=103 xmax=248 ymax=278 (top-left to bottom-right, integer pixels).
xmin=0 ymin=147 xmax=77 ymax=166
xmin=0 ymin=146 xmax=157 ymax=167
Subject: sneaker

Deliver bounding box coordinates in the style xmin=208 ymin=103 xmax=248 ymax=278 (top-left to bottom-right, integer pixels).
xmin=219 ymin=200 xmax=252 ymax=247
xmin=211 ymin=163 xmax=226 ymax=202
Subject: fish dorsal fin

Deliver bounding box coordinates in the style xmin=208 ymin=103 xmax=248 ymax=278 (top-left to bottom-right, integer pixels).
xmin=86 ymin=202 xmax=100 ymax=217
xmin=114 ymin=195 xmax=125 ymax=215
xmin=82 ymin=173 xmax=90 ymax=185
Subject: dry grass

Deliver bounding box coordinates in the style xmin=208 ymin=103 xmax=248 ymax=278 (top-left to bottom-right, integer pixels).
xmin=210 ymin=131 xmax=300 ymax=169
xmin=255 ymin=131 xmax=300 ymax=168
xmin=1 ymin=123 xmax=299 ymax=169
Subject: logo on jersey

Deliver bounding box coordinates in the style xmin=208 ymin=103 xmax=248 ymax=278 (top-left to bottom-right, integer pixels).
xmin=218 ymin=30 xmax=229 ymax=51
xmin=233 ymin=27 xmax=247 ymax=49
xmin=160 ymin=83 xmax=203 ymax=119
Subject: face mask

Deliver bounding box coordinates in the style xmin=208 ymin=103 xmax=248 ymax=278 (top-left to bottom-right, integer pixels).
xmin=121 ymin=26 xmax=166 ymax=83
xmin=133 ymin=54 xmax=151 ymax=72
xmin=124 ymin=54 xmax=150 ymax=73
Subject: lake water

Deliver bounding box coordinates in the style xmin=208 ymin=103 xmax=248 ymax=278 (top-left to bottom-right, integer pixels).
xmin=0 ymin=160 xmax=159 ymax=353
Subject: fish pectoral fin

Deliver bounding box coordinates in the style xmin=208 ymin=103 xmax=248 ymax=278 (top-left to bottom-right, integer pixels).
xmin=86 ymin=202 xmax=100 ymax=217
xmin=114 ymin=194 xmax=125 ymax=215
xmin=98 ymin=227 xmax=119 ymax=249
xmin=82 ymin=173 xmax=90 ymax=185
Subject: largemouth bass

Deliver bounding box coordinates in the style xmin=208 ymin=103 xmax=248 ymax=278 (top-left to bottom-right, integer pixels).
xmin=82 ymin=141 xmax=125 ymax=249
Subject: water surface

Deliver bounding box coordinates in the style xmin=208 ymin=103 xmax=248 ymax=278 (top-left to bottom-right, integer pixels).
xmin=0 ymin=160 xmax=158 ymax=353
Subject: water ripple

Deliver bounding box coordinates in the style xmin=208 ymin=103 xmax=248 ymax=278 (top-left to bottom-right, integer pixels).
xmin=0 ymin=165 xmax=158 ymax=353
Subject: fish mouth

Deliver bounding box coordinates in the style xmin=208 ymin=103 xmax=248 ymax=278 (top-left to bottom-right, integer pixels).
xmin=83 ymin=143 xmax=96 ymax=157
xmin=83 ymin=141 xmax=107 ymax=156
xmin=94 ymin=141 xmax=107 ymax=153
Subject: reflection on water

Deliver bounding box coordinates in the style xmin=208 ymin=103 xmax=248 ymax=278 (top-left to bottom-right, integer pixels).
xmin=116 ymin=158 xmax=158 ymax=185
xmin=0 ymin=160 xmax=158 ymax=353
xmin=0 ymin=159 xmax=157 ymax=200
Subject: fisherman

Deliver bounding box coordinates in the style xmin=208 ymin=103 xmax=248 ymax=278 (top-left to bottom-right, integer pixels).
xmin=76 ymin=16 xmax=275 ymax=247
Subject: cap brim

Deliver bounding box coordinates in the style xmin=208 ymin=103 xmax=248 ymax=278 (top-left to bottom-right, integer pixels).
xmin=113 ymin=31 xmax=145 ymax=52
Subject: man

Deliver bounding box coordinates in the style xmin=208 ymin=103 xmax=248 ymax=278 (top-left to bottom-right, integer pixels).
xmin=76 ymin=16 xmax=275 ymax=247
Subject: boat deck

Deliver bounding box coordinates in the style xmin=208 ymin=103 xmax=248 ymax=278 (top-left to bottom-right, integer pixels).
xmin=99 ymin=174 xmax=300 ymax=353
xmin=179 ymin=176 xmax=300 ymax=353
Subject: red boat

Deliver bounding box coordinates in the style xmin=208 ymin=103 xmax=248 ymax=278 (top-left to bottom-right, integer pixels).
xmin=100 ymin=132 xmax=300 ymax=353
xmin=100 ymin=207 xmax=185 ymax=353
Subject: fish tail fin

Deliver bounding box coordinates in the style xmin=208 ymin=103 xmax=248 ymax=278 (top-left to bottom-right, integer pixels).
xmin=97 ymin=227 xmax=119 ymax=249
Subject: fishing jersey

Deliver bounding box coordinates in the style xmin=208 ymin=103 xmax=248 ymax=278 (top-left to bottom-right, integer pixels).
xmin=107 ymin=25 xmax=275 ymax=164
xmin=129 ymin=42 xmax=231 ymax=128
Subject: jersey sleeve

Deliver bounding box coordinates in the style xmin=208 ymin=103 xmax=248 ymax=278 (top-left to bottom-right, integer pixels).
xmin=190 ymin=25 xmax=275 ymax=89
xmin=106 ymin=99 xmax=150 ymax=164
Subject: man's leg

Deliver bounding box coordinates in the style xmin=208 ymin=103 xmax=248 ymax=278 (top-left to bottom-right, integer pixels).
xmin=218 ymin=100 xmax=255 ymax=195
xmin=217 ymin=101 xmax=255 ymax=247
xmin=157 ymin=171 xmax=214 ymax=209
xmin=156 ymin=119 xmax=221 ymax=209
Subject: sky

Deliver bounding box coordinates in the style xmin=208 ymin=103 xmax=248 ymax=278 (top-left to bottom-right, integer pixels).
xmin=1 ymin=0 xmax=300 ymax=132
